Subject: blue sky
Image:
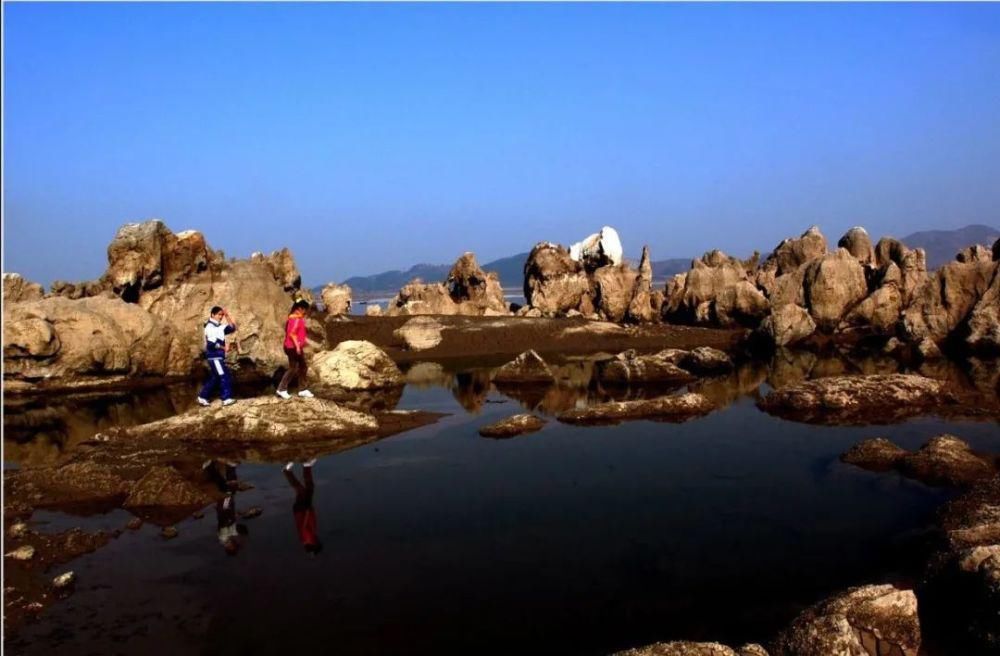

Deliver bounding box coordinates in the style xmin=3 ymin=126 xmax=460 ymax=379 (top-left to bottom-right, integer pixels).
xmin=4 ymin=3 xmax=1000 ymax=287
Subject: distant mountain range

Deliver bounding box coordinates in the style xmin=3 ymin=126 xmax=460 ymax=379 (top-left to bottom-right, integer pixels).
xmin=321 ymin=224 xmax=998 ymax=297
xmin=900 ymin=224 xmax=1000 ymax=269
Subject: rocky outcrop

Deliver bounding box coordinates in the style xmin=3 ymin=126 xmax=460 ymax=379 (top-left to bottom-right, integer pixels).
xmin=902 ymin=257 xmax=998 ymax=349
xmin=387 ymin=253 xmax=509 ymax=317
xmin=596 ymin=349 xmax=695 ymax=385
xmin=557 ymin=392 xmax=713 ymax=425
xmin=4 ymin=296 xmax=188 ymax=388
xmin=765 ymin=226 xmax=829 ymax=276
xmin=493 ymin=350 xmax=556 ymax=384
xmin=758 ymin=374 xmax=955 ymax=424
xmin=758 ymin=304 xmax=816 ymax=347
xmin=663 ymin=250 xmax=765 ymax=327
xmin=311 ymin=340 xmax=403 ymax=390
xmin=679 ymin=347 xmax=734 ymax=375
xmin=320 ymin=283 xmax=352 ymax=315
xmin=523 ymin=242 xmax=592 ymax=316
xmin=772 ymin=584 xmax=920 ymax=656
xmin=393 ymin=317 xmax=445 ymax=351
xmin=845 ymin=435 xmax=997 ymax=487
xmin=478 ymin=414 xmax=547 ymax=438
xmin=626 ymin=246 xmax=655 ymax=323
xmin=97 ymin=396 xmax=379 ymax=443
xmin=838 ymin=226 xmax=876 ymax=265
xmin=801 ymin=249 xmax=868 ymax=332
xmin=593 ymin=263 xmax=641 ymax=323
xmin=251 ymin=247 xmax=302 ymax=293
xmin=3 ymin=273 xmax=45 ymax=303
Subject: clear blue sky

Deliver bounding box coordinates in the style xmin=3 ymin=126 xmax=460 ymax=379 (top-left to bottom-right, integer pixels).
xmin=4 ymin=3 xmax=1000 ymax=287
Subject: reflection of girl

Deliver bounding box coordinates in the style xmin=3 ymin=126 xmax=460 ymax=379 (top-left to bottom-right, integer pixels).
xmin=283 ymin=461 xmax=322 ymax=554
xmin=276 ymin=301 xmax=314 ymax=400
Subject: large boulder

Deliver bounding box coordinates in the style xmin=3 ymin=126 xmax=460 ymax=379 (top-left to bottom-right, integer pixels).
xmin=596 ymin=349 xmax=695 ymax=385
xmin=764 ymin=225 xmax=828 ymax=276
xmin=841 ymin=263 xmax=904 ymax=335
xmin=593 ymin=263 xmax=639 ymax=323
xmin=758 ymin=304 xmax=816 ymax=347
xmin=663 ymin=251 xmax=757 ymax=326
xmin=772 ymin=584 xmax=920 ymax=656
xmin=902 ymin=258 xmax=998 ymax=346
xmin=447 ymin=252 xmax=508 ymax=314
xmin=899 ymin=435 xmax=997 ymax=487
xmin=387 ymin=280 xmax=460 ymax=316
xmin=3 ymin=296 xmax=187 ymax=387
xmin=964 ymin=264 xmax=1000 ymax=354
xmin=393 ymin=317 xmax=445 ymax=351
xmin=801 ymin=249 xmax=868 ymax=332
xmin=838 ymin=226 xmax=876 ymax=266
xmin=311 ymin=340 xmax=403 ymax=390
xmin=3 ymin=273 xmax=44 ymax=303
xmin=874 ymin=237 xmax=927 ymax=304
xmin=251 ymin=247 xmax=302 ymax=292
xmin=320 ymin=283 xmax=352 ymax=315
xmin=569 ymin=226 xmax=623 ymax=270
xmin=523 ymin=242 xmax=591 ymax=316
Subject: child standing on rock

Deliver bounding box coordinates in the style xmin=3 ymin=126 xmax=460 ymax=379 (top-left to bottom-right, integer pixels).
xmin=198 ymin=306 xmax=237 ymax=407
xmin=276 ymin=300 xmax=314 ymax=399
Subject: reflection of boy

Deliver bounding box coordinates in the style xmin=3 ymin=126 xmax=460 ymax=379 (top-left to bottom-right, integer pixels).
xmin=283 ymin=461 xmax=322 ymax=554
xmin=203 ymin=460 xmax=247 ymax=556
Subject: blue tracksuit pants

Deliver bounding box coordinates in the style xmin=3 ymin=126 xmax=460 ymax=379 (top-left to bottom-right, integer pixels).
xmin=199 ymin=356 xmax=232 ymax=401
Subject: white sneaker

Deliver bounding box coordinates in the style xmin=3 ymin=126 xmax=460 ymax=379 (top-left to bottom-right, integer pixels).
xmin=222 ymin=398 xmax=236 ymax=406
xmin=304 ymin=458 xmax=317 ymax=468
xmin=276 ymin=390 xmax=291 ymax=400
xmin=284 ymin=462 xmax=294 ymax=472
xmin=197 ymin=397 xmax=210 ymax=407
xmin=298 ymin=390 xmax=315 ymax=398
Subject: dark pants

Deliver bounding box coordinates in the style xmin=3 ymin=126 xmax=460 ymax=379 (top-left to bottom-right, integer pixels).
xmin=199 ymin=357 xmax=232 ymax=401
xmin=278 ymin=347 xmax=307 ymax=392
xmin=284 ymin=467 xmax=314 ymax=511
xmin=205 ymin=462 xmax=239 ymax=529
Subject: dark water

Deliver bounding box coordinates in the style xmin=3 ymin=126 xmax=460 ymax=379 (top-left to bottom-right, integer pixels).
xmin=5 ymin=363 xmax=1000 ymax=655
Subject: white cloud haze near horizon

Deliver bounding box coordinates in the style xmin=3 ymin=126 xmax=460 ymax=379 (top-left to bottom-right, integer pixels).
xmin=4 ymin=3 xmax=1000 ymax=288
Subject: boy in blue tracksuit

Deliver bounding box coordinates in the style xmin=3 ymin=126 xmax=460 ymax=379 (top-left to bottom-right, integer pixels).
xmin=198 ymin=306 xmax=238 ymax=406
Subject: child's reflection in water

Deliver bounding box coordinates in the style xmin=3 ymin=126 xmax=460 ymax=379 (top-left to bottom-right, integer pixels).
xmin=203 ymin=460 xmax=248 ymax=556
xmin=284 ymin=459 xmax=322 ymax=555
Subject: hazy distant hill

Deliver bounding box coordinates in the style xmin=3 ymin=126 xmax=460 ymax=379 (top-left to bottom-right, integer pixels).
xmin=901 ymin=224 xmax=1000 ymax=269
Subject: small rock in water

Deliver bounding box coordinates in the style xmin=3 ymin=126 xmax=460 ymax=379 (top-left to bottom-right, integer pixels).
xmin=52 ymin=571 xmax=76 ymax=591
xmin=192 ymin=510 xmax=205 ymax=519
xmin=236 ymin=481 xmax=254 ymax=492
xmin=5 ymin=545 xmax=36 ymax=561
xmin=125 ymin=517 xmax=143 ymax=530
xmin=8 ymin=522 xmax=30 ymax=539
xmin=161 ymin=526 xmax=179 ymax=540
xmin=240 ymin=507 xmax=263 ymax=519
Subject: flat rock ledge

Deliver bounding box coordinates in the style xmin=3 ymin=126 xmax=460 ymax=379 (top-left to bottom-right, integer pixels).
xmin=96 ymin=396 xmax=379 ymax=443
xmin=478 ymin=414 xmax=546 ymax=438
xmin=843 ymin=435 xmax=997 ymax=487
xmin=757 ymin=374 xmax=955 ymax=424
xmin=557 ymin=392 xmax=714 ymax=426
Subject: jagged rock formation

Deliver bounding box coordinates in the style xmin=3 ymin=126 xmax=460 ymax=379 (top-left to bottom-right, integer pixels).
xmin=3 ymin=273 xmax=45 ymax=303
xmin=387 ymin=252 xmax=509 ymax=316
xmin=5 ymin=219 xmax=309 ymax=391
xmin=320 ymin=283 xmax=352 ymax=315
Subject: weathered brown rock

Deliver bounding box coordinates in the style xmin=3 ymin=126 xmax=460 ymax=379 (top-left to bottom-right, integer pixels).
xmin=96 ymin=396 xmax=379 ymax=443
xmin=447 ymin=252 xmax=509 ymax=314
xmin=679 ymin=347 xmax=734 ymax=375
xmin=311 ymin=340 xmax=403 ymax=390
xmin=123 ymin=466 xmax=213 ymax=510
xmin=597 ymin=349 xmax=696 ymax=385
xmin=593 ymin=263 xmax=640 ymax=323
xmin=523 ymin=242 xmax=591 ymax=316
xmin=900 ymin=435 xmax=996 ymax=487
xmin=842 ymin=263 xmax=904 ymax=335
xmin=902 ymin=258 xmax=998 ymax=347
xmin=251 ymin=247 xmax=302 ymax=292
xmin=393 ymin=316 xmax=445 ymax=351
xmin=765 ymin=225 xmax=828 ymax=276
xmin=758 ymin=304 xmax=816 ymax=347
xmin=3 ymin=273 xmax=45 ymax=303
xmin=320 ymin=283 xmax=352 ymax=315
xmin=758 ymin=374 xmax=955 ymax=424
xmin=965 ymin=264 xmax=1000 ymax=354
xmin=956 ymin=244 xmax=995 ymax=264
xmin=478 ymin=414 xmax=546 ymax=438
xmin=838 ymin=226 xmax=876 ymax=265
xmin=841 ymin=437 xmax=908 ymax=471
xmin=663 ymin=250 xmax=755 ymax=326
xmin=614 ymin=642 xmax=761 ymax=656
xmin=493 ymin=350 xmax=556 ymax=384
xmin=3 ymin=296 xmax=187 ymax=387
xmin=801 ymin=249 xmax=868 ymax=332
xmin=557 ymin=392 xmax=714 ymax=425
xmin=625 ymin=246 xmax=655 ymax=323
xmin=772 ymin=584 xmax=920 ymax=656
